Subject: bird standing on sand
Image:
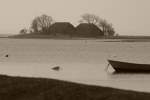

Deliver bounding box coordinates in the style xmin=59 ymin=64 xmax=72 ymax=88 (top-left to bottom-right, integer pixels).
xmin=52 ymin=66 xmax=61 ymax=71
xmin=5 ymin=54 xmax=9 ymax=57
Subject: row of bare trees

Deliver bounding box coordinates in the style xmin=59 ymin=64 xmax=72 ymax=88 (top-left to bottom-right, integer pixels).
xmin=79 ymin=14 xmax=115 ymax=36
xmin=20 ymin=14 xmax=116 ymax=36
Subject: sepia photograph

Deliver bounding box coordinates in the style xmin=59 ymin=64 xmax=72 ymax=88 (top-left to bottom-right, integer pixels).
xmin=0 ymin=0 xmax=150 ymax=99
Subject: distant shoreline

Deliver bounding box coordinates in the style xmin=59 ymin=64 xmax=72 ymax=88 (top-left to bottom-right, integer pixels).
xmin=0 ymin=74 xmax=150 ymax=99
xmin=7 ymin=34 xmax=150 ymax=42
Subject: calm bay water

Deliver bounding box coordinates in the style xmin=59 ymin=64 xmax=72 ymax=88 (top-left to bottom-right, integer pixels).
xmin=0 ymin=38 xmax=150 ymax=92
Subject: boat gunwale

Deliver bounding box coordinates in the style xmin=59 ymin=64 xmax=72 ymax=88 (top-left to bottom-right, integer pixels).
xmin=108 ymin=59 xmax=150 ymax=66
xmin=107 ymin=59 xmax=150 ymax=72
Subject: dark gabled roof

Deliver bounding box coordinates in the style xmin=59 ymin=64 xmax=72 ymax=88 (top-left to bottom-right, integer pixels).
xmin=49 ymin=22 xmax=76 ymax=35
xmin=51 ymin=22 xmax=74 ymax=28
xmin=76 ymin=23 xmax=104 ymax=37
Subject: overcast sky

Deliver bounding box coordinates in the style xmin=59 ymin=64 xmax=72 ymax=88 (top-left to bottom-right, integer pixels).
xmin=0 ymin=0 xmax=150 ymax=35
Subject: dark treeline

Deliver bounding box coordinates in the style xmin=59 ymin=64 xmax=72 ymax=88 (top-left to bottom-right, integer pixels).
xmin=19 ymin=14 xmax=116 ymax=38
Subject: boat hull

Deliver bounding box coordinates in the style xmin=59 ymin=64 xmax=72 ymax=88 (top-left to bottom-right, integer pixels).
xmin=108 ymin=60 xmax=150 ymax=73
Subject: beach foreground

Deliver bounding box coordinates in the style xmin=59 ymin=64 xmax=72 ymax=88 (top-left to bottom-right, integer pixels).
xmin=0 ymin=74 xmax=150 ymax=100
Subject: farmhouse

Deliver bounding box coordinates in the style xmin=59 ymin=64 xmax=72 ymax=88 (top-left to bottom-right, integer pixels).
xmin=76 ymin=23 xmax=104 ymax=37
xmin=49 ymin=22 xmax=76 ymax=37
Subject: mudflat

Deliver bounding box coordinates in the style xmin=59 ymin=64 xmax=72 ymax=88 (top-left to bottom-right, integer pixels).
xmin=0 ymin=74 xmax=150 ymax=100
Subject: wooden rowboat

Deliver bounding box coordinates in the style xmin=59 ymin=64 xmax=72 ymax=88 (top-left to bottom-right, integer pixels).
xmin=107 ymin=59 xmax=150 ymax=72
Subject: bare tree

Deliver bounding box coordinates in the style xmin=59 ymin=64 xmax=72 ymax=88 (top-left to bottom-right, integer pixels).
xmin=105 ymin=23 xmax=115 ymax=36
xmin=80 ymin=13 xmax=115 ymax=36
xmin=19 ymin=28 xmax=28 ymax=35
xmin=79 ymin=13 xmax=100 ymax=25
xmin=31 ymin=14 xmax=54 ymax=33
xmin=98 ymin=19 xmax=115 ymax=36
xmin=31 ymin=18 xmax=38 ymax=33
